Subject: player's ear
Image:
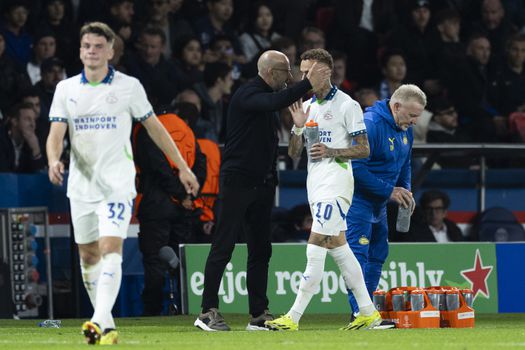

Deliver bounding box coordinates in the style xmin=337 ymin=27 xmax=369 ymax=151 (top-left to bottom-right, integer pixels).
xmin=108 ymin=47 xmax=115 ymax=61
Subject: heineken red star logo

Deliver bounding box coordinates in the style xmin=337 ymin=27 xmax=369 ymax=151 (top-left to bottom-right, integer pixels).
xmin=460 ymin=249 xmax=493 ymax=299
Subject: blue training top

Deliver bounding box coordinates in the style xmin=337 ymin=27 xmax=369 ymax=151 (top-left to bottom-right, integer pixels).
xmin=350 ymin=99 xmax=413 ymax=222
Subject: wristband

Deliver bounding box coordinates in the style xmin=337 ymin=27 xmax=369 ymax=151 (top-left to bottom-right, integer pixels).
xmin=291 ymin=125 xmax=304 ymax=136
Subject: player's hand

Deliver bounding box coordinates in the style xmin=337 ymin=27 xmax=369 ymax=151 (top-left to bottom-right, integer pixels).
xmin=48 ymin=160 xmax=65 ymax=186
xmin=288 ymin=99 xmax=310 ymax=128
xmin=390 ymin=187 xmax=413 ymax=208
xmin=179 ymin=167 xmax=200 ymax=197
xmin=310 ymin=143 xmax=328 ymax=160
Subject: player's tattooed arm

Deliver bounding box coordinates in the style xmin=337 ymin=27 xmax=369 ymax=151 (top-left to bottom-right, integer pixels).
xmin=322 ymin=133 xmax=370 ymax=160
xmin=288 ymin=133 xmax=304 ymax=160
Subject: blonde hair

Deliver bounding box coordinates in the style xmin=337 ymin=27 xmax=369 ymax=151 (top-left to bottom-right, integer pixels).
xmin=391 ymin=84 xmax=427 ymax=107
xmin=80 ymin=22 xmax=116 ymax=47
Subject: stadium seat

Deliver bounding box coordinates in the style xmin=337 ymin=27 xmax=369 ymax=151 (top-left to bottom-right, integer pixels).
xmin=475 ymin=207 xmax=525 ymax=242
xmin=508 ymin=112 xmax=525 ymax=142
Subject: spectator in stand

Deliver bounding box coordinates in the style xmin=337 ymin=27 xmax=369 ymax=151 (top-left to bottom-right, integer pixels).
xmin=27 ymin=31 xmax=57 ymax=85
xmin=0 ymin=1 xmax=32 ymax=66
xmin=107 ymin=0 xmax=135 ymax=44
xmin=271 ymin=204 xmax=312 ymax=243
xmin=0 ymin=102 xmax=45 ymax=173
xmin=354 ymin=88 xmax=379 ymax=110
xmin=489 ymin=33 xmax=525 ymax=137
xmin=126 ymin=27 xmax=182 ymax=109
xmin=38 ymin=0 xmax=77 ymax=74
xmin=388 ymin=0 xmax=435 ymax=91
xmin=205 ymin=34 xmax=243 ymax=80
xmin=332 ymin=0 xmax=398 ymax=87
xmin=172 ymin=36 xmax=204 ymax=88
xmin=18 ymin=87 xmax=51 ymax=163
xmin=109 ymin=34 xmax=127 ymax=73
xmin=331 ymin=50 xmax=354 ymax=95
xmin=239 ymin=2 xmax=281 ymax=63
xmin=193 ymin=0 xmax=245 ymax=66
xmin=0 ymin=31 xmax=30 ymax=119
xmin=266 ymin=0 xmax=309 ymax=39
xmin=429 ymin=8 xmax=465 ymax=87
xmin=299 ymin=26 xmax=325 ymax=54
xmin=378 ymin=50 xmax=407 ymax=99
xmin=35 ymin=57 xmax=65 ymax=124
xmin=469 ymin=0 xmax=517 ymax=65
xmin=427 ymin=97 xmax=471 ymax=143
xmin=269 ymin=36 xmax=301 ymax=82
xmin=174 ymin=88 xmax=203 ymax=113
xmin=442 ymin=33 xmax=503 ymax=141
xmin=408 ymin=190 xmax=464 ymax=242
xmin=145 ymin=0 xmax=194 ymax=59
xmin=194 ymin=62 xmax=233 ymax=142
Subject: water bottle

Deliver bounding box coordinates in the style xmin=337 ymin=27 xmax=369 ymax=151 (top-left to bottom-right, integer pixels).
xmin=461 ymin=289 xmax=474 ymax=308
xmin=373 ymin=290 xmax=386 ymax=311
xmin=304 ymin=120 xmax=320 ymax=163
xmin=446 ymin=289 xmax=460 ymax=310
xmin=392 ymin=289 xmax=405 ymax=311
xmin=396 ymin=197 xmax=415 ymax=232
xmin=410 ymin=289 xmax=425 ymax=311
xmin=38 ymin=319 xmax=61 ymax=328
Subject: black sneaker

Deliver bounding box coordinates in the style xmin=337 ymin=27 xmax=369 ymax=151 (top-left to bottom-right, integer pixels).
xmin=246 ymin=310 xmax=274 ymax=331
xmin=194 ymin=308 xmax=231 ymax=331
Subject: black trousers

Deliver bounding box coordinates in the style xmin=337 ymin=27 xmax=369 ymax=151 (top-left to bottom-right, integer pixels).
xmin=138 ymin=211 xmax=191 ymax=316
xmin=201 ymin=183 xmax=274 ymax=317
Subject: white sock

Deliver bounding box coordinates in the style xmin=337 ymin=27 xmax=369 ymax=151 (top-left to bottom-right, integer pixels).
xmin=81 ymin=259 xmax=102 ymax=309
xmin=91 ymin=253 xmax=122 ymax=330
xmin=328 ymin=245 xmax=375 ymax=316
xmin=288 ymin=244 xmax=327 ymax=324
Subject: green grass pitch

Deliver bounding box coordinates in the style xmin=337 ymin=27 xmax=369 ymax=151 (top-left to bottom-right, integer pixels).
xmin=0 ymin=314 xmax=524 ymax=349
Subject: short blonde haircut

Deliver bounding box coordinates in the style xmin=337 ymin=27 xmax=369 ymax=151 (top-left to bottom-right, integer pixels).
xmin=391 ymin=84 xmax=427 ymax=107
xmin=80 ymin=22 xmax=116 ymax=47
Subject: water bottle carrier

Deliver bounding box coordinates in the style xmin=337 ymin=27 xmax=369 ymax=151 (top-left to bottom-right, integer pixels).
xmin=376 ymin=286 xmax=475 ymax=328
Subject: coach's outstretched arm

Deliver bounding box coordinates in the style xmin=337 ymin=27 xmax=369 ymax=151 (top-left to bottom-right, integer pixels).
xmin=47 ymin=122 xmax=68 ymax=186
xmin=142 ymin=115 xmax=200 ymax=196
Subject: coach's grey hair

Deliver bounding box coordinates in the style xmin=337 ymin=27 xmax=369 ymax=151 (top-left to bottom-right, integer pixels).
xmin=391 ymin=84 xmax=427 ymax=107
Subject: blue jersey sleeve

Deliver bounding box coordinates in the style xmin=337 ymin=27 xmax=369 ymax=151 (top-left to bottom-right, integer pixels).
xmin=352 ymin=119 xmax=394 ymax=201
xmin=396 ymin=129 xmax=412 ymax=190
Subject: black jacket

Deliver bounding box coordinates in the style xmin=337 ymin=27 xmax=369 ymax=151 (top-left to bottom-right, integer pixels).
xmin=0 ymin=126 xmax=46 ymax=173
xmin=221 ymin=76 xmax=311 ymax=188
xmin=134 ymin=126 xmax=207 ymax=220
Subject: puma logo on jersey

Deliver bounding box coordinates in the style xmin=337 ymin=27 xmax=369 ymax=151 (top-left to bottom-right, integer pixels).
xmin=388 ymin=137 xmax=395 ymax=151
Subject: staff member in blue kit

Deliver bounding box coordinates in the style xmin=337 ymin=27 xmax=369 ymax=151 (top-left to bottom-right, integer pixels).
xmin=345 ymin=84 xmax=426 ymax=326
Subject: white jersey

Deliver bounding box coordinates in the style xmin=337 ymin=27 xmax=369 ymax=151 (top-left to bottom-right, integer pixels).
xmin=304 ymin=86 xmax=366 ymax=203
xmin=49 ymin=67 xmax=153 ymax=201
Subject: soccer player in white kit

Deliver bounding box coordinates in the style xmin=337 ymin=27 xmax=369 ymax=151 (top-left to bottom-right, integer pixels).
xmin=46 ymin=22 xmax=199 ymax=345
xmin=265 ymin=49 xmax=382 ymax=331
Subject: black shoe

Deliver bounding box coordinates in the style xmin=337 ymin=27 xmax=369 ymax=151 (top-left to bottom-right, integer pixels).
xmin=246 ymin=310 xmax=274 ymax=331
xmin=194 ymin=308 xmax=230 ymax=331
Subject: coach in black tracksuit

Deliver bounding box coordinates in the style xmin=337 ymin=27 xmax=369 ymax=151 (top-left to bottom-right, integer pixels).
xmin=197 ymin=50 xmax=329 ymax=331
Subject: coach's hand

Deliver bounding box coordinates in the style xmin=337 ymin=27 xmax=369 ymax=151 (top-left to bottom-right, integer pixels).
xmin=48 ymin=160 xmax=65 ymax=186
xmin=307 ymin=62 xmax=331 ymax=92
xmin=390 ymin=187 xmax=413 ymax=208
xmin=179 ymin=167 xmax=200 ymax=197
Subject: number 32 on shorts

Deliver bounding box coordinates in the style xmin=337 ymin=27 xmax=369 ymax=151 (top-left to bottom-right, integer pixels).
xmin=107 ymin=202 xmax=130 ymax=221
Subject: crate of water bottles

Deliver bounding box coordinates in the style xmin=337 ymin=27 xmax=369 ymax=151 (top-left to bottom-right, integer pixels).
xmin=373 ymin=286 xmax=475 ymax=328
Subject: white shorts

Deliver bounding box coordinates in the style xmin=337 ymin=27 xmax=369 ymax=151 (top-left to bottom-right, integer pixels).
xmin=70 ymin=196 xmax=133 ymax=244
xmin=310 ymin=198 xmax=351 ymax=236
